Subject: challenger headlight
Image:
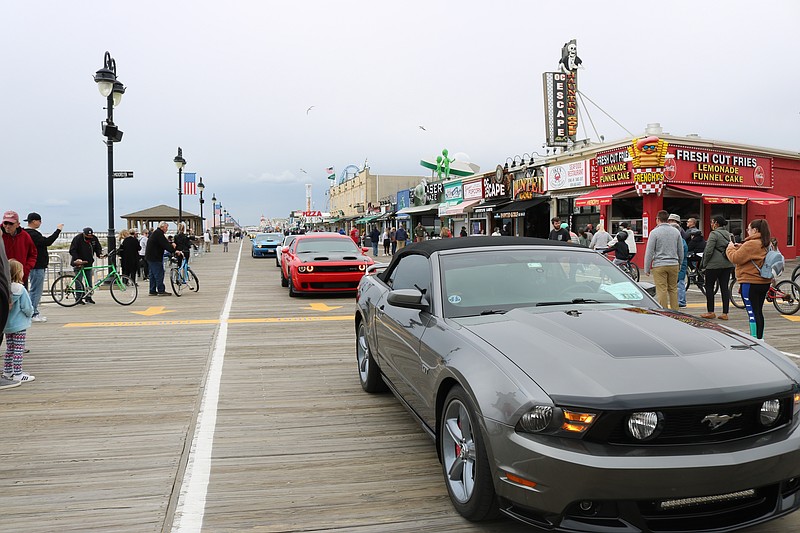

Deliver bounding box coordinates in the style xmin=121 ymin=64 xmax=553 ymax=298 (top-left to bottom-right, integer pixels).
xmin=627 ymin=411 xmax=663 ymax=440
xmin=760 ymin=399 xmax=781 ymax=426
xmin=298 ymin=265 xmax=314 ymax=273
xmin=358 ymin=264 xmax=367 ymax=271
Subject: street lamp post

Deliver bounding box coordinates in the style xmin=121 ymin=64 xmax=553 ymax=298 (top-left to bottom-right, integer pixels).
xmin=198 ymin=177 xmax=205 ymax=234
xmin=94 ymin=51 xmax=126 ymax=254
xmin=174 ymin=147 xmax=187 ymax=226
xmin=211 ymin=194 xmax=217 ymax=239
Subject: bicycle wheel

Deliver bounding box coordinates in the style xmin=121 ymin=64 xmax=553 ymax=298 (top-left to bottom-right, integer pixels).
xmin=793 ymin=264 xmax=800 ymax=284
xmin=772 ymin=280 xmax=800 ymax=315
xmin=170 ymin=267 xmax=184 ymax=296
xmin=729 ymin=279 xmax=745 ymax=309
xmin=110 ymin=274 xmax=138 ymax=305
xmin=628 ymin=262 xmax=640 ymax=282
xmin=51 ymin=274 xmax=85 ymax=307
xmin=186 ymin=268 xmax=199 ymax=292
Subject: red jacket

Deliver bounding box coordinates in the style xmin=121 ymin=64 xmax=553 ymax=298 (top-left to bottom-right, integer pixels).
xmin=2 ymin=227 xmax=37 ymax=283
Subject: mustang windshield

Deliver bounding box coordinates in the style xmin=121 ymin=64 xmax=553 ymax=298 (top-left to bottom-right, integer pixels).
xmin=296 ymin=238 xmax=360 ymax=254
xmin=440 ymin=249 xmax=653 ymax=318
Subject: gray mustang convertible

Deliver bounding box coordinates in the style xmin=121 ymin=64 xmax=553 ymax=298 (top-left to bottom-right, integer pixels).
xmin=354 ymin=236 xmax=800 ymax=532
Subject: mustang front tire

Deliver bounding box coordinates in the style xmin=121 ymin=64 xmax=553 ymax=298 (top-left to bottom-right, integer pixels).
xmin=439 ymin=386 xmax=499 ymax=522
xmin=356 ymin=320 xmax=387 ymax=393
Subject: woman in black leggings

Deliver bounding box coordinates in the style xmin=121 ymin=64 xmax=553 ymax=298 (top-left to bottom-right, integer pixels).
xmin=726 ymin=219 xmax=772 ymax=339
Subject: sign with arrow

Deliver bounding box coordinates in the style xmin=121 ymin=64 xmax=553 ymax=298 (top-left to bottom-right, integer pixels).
xmin=132 ymin=306 xmax=175 ymax=316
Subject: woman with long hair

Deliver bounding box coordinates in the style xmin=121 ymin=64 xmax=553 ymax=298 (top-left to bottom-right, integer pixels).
xmin=699 ymin=215 xmax=734 ymax=320
xmin=726 ymin=219 xmax=771 ymax=339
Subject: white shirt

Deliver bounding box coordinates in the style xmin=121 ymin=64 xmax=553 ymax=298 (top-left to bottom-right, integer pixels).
xmin=138 ymin=235 xmax=148 ymax=256
xmin=222 ymin=231 xmax=230 ymax=243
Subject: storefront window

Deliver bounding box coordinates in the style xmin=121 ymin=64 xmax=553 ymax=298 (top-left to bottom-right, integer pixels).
xmin=662 ymin=198 xmax=702 ymax=230
xmin=709 ymin=205 xmax=743 ymax=237
xmin=611 ymin=197 xmax=643 ymax=242
xmin=788 ymin=197 xmax=795 ymax=247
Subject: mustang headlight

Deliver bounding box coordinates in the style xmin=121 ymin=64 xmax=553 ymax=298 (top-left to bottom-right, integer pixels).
xmin=760 ymin=399 xmax=781 ymax=426
xmin=519 ymin=406 xmax=553 ymax=433
xmin=298 ymin=265 xmax=314 ymax=273
xmin=627 ymin=411 xmax=663 ymax=441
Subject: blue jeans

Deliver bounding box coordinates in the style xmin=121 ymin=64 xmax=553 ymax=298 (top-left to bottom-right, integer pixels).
xmin=372 ymin=243 xmax=379 ymax=256
xmin=28 ymin=268 xmax=45 ymax=316
xmin=678 ymin=277 xmax=687 ymax=307
xmin=147 ymin=260 xmax=166 ymax=294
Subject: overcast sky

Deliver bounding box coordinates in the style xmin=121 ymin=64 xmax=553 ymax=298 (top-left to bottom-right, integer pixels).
xmin=2 ymin=0 xmax=798 ymax=233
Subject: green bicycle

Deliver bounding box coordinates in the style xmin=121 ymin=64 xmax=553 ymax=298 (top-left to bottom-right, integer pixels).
xmin=50 ymin=252 xmax=138 ymax=306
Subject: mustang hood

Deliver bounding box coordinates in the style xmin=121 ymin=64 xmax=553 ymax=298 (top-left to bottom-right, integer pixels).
xmin=461 ymin=307 xmax=797 ymax=408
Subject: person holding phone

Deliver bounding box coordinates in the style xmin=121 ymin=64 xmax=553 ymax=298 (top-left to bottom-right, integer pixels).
xmin=699 ymin=215 xmax=734 ymax=319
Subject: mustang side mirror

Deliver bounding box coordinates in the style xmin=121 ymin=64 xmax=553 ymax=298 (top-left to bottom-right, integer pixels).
xmin=387 ymin=288 xmax=428 ymax=310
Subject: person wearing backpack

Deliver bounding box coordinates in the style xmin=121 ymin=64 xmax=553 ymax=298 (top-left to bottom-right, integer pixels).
xmin=725 ymin=219 xmax=774 ymax=339
xmin=699 ymin=215 xmax=734 ymax=320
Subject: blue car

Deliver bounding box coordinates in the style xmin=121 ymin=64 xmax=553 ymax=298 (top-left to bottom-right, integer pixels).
xmin=251 ymin=233 xmax=284 ymax=258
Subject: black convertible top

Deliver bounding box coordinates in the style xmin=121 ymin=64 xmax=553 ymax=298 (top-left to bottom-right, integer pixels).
xmin=389 ymin=236 xmax=576 ymax=264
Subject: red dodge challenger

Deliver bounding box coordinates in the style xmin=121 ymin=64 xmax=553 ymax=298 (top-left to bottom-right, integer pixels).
xmin=280 ymin=233 xmax=375 ymax=296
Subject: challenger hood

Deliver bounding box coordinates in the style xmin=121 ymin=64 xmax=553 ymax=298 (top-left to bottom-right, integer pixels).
xmin=296 ymin=252 xmax=370 ymax=263
xmin=460 ymin=306 xmax=797 ymax=408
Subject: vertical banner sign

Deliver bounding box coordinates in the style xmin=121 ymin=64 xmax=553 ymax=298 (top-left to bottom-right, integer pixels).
xmin=545 ymin=39 xmax=583 ymax=147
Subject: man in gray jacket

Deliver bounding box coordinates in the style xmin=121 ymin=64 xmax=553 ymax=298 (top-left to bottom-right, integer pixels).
xmin=644 ymin=210 xmax=684 ymax=310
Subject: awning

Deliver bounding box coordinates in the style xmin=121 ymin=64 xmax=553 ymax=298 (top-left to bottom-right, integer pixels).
xmin=574 ymin=185 xmax=634 ymax=207
xmin=668 ymin=184 xmax=788 ymax=205
xmin=471 ymin=200 xmax=512 ymax=214
xmin=354 ymin=214 xmax=381 ymax=224
xmin=397 ymin=204 xmax=440 ymax=215
xmin=495 ymin=197 xmax=549 ymax=216
xmin=375 ymin=211 xmax=394 ymax=221
xmin=443 ymin=199 xmax=481 ymax=217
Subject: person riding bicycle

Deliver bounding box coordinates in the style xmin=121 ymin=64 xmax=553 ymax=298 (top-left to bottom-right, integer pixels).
xmin=173 ymin=223 xmax=192 ymax=260
xmin=68 ymin=227 xmax=104 ymax=304
xmin=600 ymin=231 xmax=631 ymax=267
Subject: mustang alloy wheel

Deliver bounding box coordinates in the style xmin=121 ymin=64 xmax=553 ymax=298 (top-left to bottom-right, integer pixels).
xmin=357 ymin=320 xmax=387 ymax=393
xmin=439 ymin=386 xmax=498 ymax=521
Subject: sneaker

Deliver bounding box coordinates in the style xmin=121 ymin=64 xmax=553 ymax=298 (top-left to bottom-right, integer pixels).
xmin=148 ymin=292 xmax=158 ymax=296
xmin=0 ymin=377 xmax=21 ymax=390
xmin=32 ymin=315 xmax=47 ymax=323
xmin=11 ymin=372 xmax=35 ymax=383
xmin=700 ymin=312 xmax=716 ymax=319
xmin=84 ymin=297 xmax=96 ymax=304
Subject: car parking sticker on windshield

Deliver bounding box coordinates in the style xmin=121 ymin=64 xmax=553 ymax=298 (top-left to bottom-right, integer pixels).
xmin=448 ymin=294 xmax=462 ymax=304
xmin=600 ymin=281 xmax=643 ymax=301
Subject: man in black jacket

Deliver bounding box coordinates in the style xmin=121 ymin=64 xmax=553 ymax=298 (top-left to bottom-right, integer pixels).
xmin=69 ymin=227 xmax=104 ymax=304
xmin=145 ymin=222 xmax=176 ymax=296
xmin=24 ymin=212 xmax=62 ymax=321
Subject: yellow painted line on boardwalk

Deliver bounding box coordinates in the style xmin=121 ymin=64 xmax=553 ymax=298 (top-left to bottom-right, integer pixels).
xmin=63 ymin=315 xmax=352 ymax=328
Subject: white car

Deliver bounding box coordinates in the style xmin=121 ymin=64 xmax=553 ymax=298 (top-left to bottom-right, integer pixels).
xmin=275 ymin=234 xmax=296 ymax=268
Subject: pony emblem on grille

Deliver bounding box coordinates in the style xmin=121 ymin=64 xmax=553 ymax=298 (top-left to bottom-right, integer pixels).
xmin=701 ymin=413 xmax=741 ymax=430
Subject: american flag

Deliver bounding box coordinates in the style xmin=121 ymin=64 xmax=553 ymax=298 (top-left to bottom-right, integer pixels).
xmin=183 ymin=172 xmax=197 ymax=195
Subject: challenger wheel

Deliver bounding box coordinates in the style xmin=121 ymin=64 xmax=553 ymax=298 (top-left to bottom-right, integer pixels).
xmin=439 ymin=386 xmax=499 ymax=521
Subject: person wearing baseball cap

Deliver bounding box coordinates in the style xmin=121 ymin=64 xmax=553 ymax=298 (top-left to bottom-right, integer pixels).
xmin=24 ymin=212 xmax=63 ymax=322
xmin=1 ymin=211 xmax=37 ymax=286
xmin=68 ymin=227 xmax=104 ymax=304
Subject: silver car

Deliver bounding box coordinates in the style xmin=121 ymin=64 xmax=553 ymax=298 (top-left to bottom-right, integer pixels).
xmin=355 ymin=236 xmax=800 ymax=532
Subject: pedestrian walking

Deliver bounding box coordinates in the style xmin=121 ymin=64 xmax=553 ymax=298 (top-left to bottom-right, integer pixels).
xmin=222 ymin=230 xmax=230 ymax=252
xmin=23 ymin=212 xmax=62 ymax=322
xmin=3 ymin=259 xmax=34 ymax=383
xmin=414 ymin=222 xmax=426 ymax=242
xmin=459 ymin=226 xmax=468 ymax=237
xmin=643 ymin=210 xmax=684 ymax=310
xmin=119 ymin=229 xmax=141 ymax=283
xmin=0 ymin=239 xmax=20 ymax=390
xmin=390 ymin=227 xmax=397 ymax=255
xmin=666 ymin=216 xmax=689 ymax=308
xmin=138 ymin=229 xmax=149 ymax=280
xmin=396 ymin=225 xmax=408 ymax=249
xmin=145 ymin=222 xmax=176 ymax=296
xmin=548 ymin=217 xmax=569 ymax=241
xmin=204 ymin=229 xmax=212 ymax=252
xmin=589 ymin=222 xmax=612 ymax=250
xmin=726 ymin=219 xmax=773 ymax=339
xmin=69 ymin=227 xmax=104 ymax=304
xmin=699 ymin=215 xmax=734 ymax=320
xmin=369 ymin=225 xmax=380 ymax=257
xmin=2 ymin=211 xmax=37 ymax=285
xmin=382 ymin=228 xmax=390 ymax=256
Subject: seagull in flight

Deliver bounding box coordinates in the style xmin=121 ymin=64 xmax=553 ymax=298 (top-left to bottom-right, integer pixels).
xmin=306 ymin=106 xmax=315 ymax=115
xmin=418 ymin=125 xmax=426 ymax=131
xmin=299 ymin=168 xmax=307 ymax=174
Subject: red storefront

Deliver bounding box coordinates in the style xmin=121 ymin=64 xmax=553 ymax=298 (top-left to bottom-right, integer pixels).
xmin=575 ymin=135 xmax=799 ymax=264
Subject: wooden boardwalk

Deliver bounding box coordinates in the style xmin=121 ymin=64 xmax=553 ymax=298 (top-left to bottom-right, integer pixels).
xmin=2 ymin=243 xmax=798 ymax=532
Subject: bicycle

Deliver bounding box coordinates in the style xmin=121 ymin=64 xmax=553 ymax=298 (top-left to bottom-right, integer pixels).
xmin=597 ymin=249 xmax=639 ymax=282
xmin=169 ymin=254 xmax=199 ymax=296
xmin=730 ymin=278 xmax=800 ymax=315
xmin=685 ymin=254 xmax=719 ymax=296
xmin=50 ymin=251 xmax=138 ymax=306
xmin=792 ymin=263 xmax=800 ymax=285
